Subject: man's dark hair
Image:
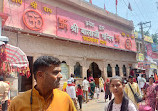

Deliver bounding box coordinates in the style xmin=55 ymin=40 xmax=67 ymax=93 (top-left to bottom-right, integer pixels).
xmin=149 ymin=76 xmax=155 ymax=81
xmin=77 ymin=84 xmax=81 ymax=89
xmin=0 ymin=78 xmax=3 ymax=81
xmin=84 ymin=77 xmax=86 ymax=79
xmin=110 ymin=76 xmax=123 ymax=84
xmin=33 ymin=56 xmax=61 ymax=80
xmin=128 ymin=75 xmax=133 ymax=79
xmin=71 ymin=74 xmax=74 ymax=78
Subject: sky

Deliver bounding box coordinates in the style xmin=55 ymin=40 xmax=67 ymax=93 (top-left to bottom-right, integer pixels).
xmin=84 ymin=0 xmax=158 ymax=35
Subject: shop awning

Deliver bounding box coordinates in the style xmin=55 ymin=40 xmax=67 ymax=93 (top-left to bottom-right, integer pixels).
xmin=0 ymin=44 xmax=31 ymax=78
xmin=5 ymin=44 xmax=29 ymax=68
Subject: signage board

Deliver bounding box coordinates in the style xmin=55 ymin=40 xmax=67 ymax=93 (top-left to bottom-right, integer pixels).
xmin=144 ymin=35 xmax=153 ymax=43
xmin=4 ymin=0 xmax=137 ymax=51
xmin=137 ymin=53 xmax=144 ymax=62
xmin=57 ymin=8 xmax=136 ymax=52
xmin=3 ymin=0 xmax=56 ymax=35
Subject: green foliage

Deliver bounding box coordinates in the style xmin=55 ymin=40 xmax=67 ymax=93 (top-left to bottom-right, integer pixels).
xmin=152 ymin=34 xmax=158 ymax=44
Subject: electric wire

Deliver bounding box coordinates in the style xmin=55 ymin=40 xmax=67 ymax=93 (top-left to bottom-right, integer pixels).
xmin=122 ymin=0 xmax=141 ymax=27
xmin=132 ymin=0 xmax=147 ymax=22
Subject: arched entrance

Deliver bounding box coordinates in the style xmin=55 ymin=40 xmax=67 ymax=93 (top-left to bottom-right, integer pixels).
xmin=87 ymin=62 xmax=101 ymax=85
xmin=74 ymin=62 xmax=82 ymax=78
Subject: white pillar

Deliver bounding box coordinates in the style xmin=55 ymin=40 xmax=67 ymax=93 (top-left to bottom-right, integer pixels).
xmin=82 ymin=66 xmax=88 ymax=78
xmin=119 ymin=64 xmax=123 ymax=77
xmin=69 ymin=66 xmax=74 ymax=77
xmin=127 ymin=67 xmax=130 ymax=77
xmin=103 ymin=67 xmax=107 ymax=80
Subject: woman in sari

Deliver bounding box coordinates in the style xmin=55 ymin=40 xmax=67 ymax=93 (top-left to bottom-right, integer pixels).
xmin=143 ymin=76 xmax=158 ymax=111
xmin=90 ymin=79 xmax=95 ymax=99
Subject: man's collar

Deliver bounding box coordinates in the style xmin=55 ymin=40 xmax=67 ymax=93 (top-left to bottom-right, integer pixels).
xmin=32 ymin=86 xmax=53 ymax=101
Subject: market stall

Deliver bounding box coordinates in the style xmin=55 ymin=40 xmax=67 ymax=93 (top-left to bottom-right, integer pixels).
xmin=0 ymin=43 xmax=30 ymax=98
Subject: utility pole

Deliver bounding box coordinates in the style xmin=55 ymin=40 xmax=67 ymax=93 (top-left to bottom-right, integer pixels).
xmin=156 ymin=2 xmax=158 ymax=10
xmin=138 ymin=21 xmax=151 ymax=56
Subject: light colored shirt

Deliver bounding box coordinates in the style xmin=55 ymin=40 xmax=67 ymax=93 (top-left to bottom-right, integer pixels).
xmin=66 ymin=85 xmax=76 ymax=99
xmin=95 ymin=87 xmax=100 ymax=95
xmin=124 ymin=82 xmax=140 ymax=108
xmin=8 ymin=88 xmax=76 ymax=111
xmin=82 ymin=79 xmax=89 ymax=91
xmin=99 ymin=77 xmax=104 ymax=88
xmin=0 ymin=81 xmax=10 ymax=101
xmin=69 ymin=77 xmax=74 ymax=82
xmin=138 ymin=77 xmax=146 ymax=89
xmin=104 ymin=100 xmax=138 ymax=111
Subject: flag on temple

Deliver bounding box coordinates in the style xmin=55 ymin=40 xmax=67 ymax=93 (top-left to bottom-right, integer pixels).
xmin=128 ymin=3 xmax=132 ymax=11
xmin=104 ymin=3 xmax=109 ymax=14
xmin=116 ymin=0 xmax=118 ymax=14
xmin=116 ymin=0 xmax=118 ymax=6
xmin=89 ymin=0 xmax=92 ymax=4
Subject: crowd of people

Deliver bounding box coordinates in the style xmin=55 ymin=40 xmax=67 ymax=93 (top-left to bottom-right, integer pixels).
xmin=64 ymin=74 xmax=96 ymax=111
xmin=104 ymin=74 xmax=158 ymax=111
xmin=64 ymin=72 xmax=158 ymax=111
xmin=0 ymin=56 xmax=158 ymax=111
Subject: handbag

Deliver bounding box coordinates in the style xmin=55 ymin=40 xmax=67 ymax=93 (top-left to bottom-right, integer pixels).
xmin=139 ymin=102 xmax=152 ymax=111
xmin=128 ymin=83 xmax=143 ymax=103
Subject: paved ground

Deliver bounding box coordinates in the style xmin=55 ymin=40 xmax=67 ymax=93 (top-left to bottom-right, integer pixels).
xmin=81 ymin=92 xmax=158 ymax=111
xmin=82 ymin=92 xmax=107 ymax=111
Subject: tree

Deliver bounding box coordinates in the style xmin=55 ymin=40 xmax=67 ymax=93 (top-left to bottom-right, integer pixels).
xmin=152 ymin=33 xmax=158 ymax=44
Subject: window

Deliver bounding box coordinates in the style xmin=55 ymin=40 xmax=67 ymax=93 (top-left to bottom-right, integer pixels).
xmin=122 ymin=65 xmax=127 ymax=76
xmin=107 ymin=64 xmax=112 ymax=77
xmin=60 ymin=61 xmax=69 ymax=79
xmin=74 ymin=62 xmax=82 ymax=78
xmin=115 ymin=64 xmax=120 ymax=76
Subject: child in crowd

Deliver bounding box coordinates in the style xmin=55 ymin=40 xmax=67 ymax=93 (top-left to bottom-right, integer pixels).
xmin=76 ymin=84 xmax=83 ymax=111
xmin=95 ymin=85 xmax=100 ymax=101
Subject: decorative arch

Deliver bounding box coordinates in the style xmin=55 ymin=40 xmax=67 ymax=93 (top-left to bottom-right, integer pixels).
xmin=60 ymin=61 xmax=69 ymax=79
xmin=87 ymin=62 xmax=101 ymax=85
xmin=107 ymin=64 xmax=112 ymax=77
xmin=122 ymin=65 xmax=127 ymax=76
xmin=115 ymin=64 xmax=120 ymax=76
xmin=74 ymin=62 xmax=82 ymax=78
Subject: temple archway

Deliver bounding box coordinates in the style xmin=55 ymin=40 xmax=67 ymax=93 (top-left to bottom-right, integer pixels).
xmin=87 ymin=62 xmax=101 ymax=85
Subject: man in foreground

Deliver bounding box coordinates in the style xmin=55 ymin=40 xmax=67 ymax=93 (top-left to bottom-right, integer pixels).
xmin=8 ymin=56 xmax=76 ymax=111
xmin=105 ymin=76 xmax=137 ymax=111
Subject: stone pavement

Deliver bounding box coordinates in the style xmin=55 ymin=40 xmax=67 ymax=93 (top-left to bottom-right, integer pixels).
xmin=82 ymin=92 xmax=107 ymax=111
xmin=81 ymin=92 xmax=157 ymax=111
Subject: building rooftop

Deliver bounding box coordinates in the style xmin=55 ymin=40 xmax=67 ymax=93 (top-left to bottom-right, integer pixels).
xmin=58 ymin=0 xmax=134 ymax=30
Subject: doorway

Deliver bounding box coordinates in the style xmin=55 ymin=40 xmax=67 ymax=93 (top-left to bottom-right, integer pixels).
xmin=87 ymin=62 xmax=101 ymax=85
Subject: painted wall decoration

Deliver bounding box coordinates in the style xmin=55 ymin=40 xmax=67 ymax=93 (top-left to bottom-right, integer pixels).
xmin=3 ymin=0 xmax=56 ymax=35
xmin=146 ymin=43 xmax=158 ymax=59
xmin=3 ymin=0 xmax=136 ymax=51
xmin=57 ymin=8 xmax=136 ymax=52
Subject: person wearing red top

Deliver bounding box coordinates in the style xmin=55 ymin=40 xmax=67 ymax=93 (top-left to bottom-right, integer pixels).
xmin=76 ymin=84 xmax=83 ymax=111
